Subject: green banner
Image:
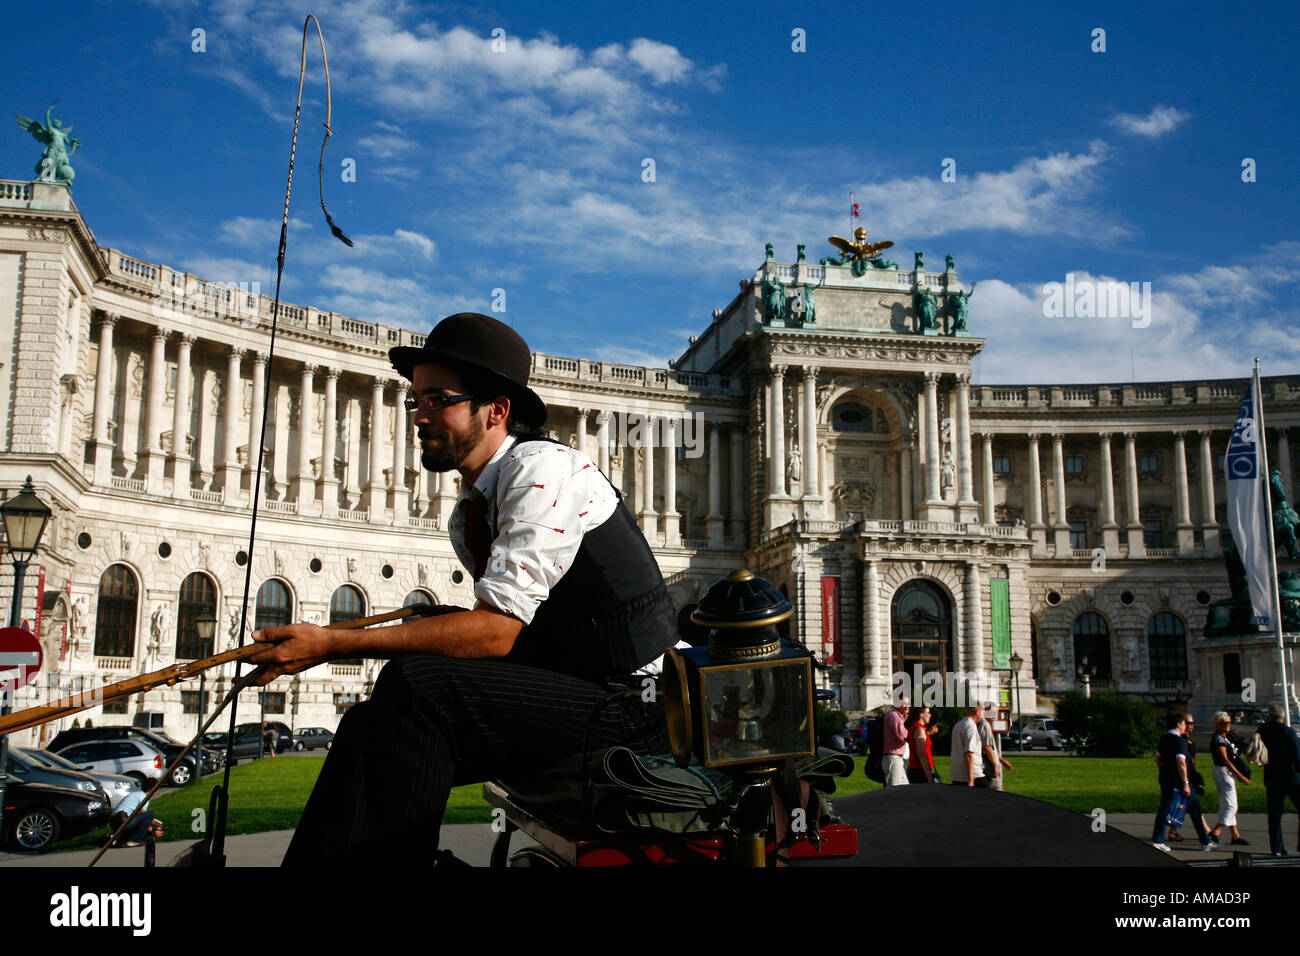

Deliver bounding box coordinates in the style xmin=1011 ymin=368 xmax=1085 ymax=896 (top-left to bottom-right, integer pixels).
xmin=990 ymin=579 xmax=1011 ymax=669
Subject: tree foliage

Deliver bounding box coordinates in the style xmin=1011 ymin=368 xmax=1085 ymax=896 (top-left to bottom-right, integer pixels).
xmin=1053 ymin=691 xmax=1159 ymax=757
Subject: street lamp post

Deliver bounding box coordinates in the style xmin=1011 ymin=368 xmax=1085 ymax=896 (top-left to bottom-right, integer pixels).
xmin=1077 ymin=656 xmax=1095 ymax=699
xmin=1010 ymin=652 xmax=1024 ymax=752
xmin=195 ymin=611 xmax=216 ymax=768
xmin=0 ymin=476 xmax=53 ymax=845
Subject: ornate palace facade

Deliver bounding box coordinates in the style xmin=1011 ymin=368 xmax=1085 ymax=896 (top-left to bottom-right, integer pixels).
xmin=2 ymin=178 xmax=1297 ymax=744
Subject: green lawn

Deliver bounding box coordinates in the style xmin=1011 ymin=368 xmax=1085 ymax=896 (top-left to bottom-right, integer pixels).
xmin=52 ymin=751 xmax=1266 ymax=852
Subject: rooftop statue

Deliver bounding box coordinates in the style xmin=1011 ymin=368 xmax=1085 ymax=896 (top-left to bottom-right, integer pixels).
xmin=948 ymin=282 xmax=976 ymax=334
xmin=16 ymin=104 xmax=82 ymax=185
xmin=1272 ymin=468 xmax=1299 ymax=559
xmin=914 ymin=284 xmax=939 ymax=332
xmin=761 ymin=270 xmax=788 ymax=325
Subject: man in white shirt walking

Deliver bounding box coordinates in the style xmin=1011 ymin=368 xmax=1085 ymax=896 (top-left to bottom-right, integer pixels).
xmin=950 ymin=703 xmax=985 ymax=787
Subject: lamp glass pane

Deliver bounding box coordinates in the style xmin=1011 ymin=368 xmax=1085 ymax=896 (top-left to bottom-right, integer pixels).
xmin=700 ymin=659 xmax=813 ymax=766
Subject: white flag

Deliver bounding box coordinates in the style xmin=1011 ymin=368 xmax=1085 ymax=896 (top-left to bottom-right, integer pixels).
xmin=1224 ymin=380 xmax=1272 ymax=628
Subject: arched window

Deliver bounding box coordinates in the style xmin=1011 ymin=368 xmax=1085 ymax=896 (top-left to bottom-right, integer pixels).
xmin=256 ymin=579 xmax=293 ymax=631
xmin=891 ymin=580 xmax=953 ymax=680
xmin=403 ymin=589 xmax=435 ymax=608
xmin=1072 ymin=611 xmax=1112 ymax=681
xmin=1147 ymin=612 xmax=1187 ymax=684
xmin=832 ymin=402 xmax=874 ymax=432
xmin=175 ymin=572 xmax=218 ymax=659
xmin=331 ymin=585 xmax=365 ymax=666
xmin=94 ymin=564 xmax=138 ymax=658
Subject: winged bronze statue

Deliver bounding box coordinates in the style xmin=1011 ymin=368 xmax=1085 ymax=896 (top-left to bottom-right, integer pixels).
xmin=827 ymin=226 xmax=894 ymax=262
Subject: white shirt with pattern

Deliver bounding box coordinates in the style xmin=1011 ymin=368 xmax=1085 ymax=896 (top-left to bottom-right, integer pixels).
xmin=448 ymin=434 xmax=619 ymax=626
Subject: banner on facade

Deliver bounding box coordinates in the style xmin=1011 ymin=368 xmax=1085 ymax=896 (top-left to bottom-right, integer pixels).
xmin=820 ymin=576 xmax=841 ymax=664
xmin=990 ymin=578 xmax=1011 ymax=668
xmin=1225 ymin=380 xmax=1272 ymax=628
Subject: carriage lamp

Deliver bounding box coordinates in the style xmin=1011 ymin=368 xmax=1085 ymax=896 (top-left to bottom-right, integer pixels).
xmin=662 ymin=569 xmax=815 ymax=773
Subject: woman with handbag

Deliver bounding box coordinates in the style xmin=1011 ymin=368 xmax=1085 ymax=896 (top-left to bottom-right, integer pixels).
xmin=1209 ymin=711 xmax=1252 ymax=845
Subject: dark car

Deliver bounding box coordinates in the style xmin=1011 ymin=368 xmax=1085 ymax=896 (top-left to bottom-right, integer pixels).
xmin=203 ymin=731 xmax=264 ymax=761
xmin=48 ymin=726 xmax=216 ymax=786
xmin=4 ymin=747 xmax=109 ymax=803
xmin=293 ymin=727 xmax=334 ymax=751
xmin=3 ymin=780 xmax=111 ymax=852
xmin=233 ymin=722 xmax=293 ymax=754
xmin=21 ymin=748 xmax=140 ymax=811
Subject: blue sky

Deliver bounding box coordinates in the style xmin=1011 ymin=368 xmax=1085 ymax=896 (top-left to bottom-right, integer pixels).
xmin=2 ymin=0 xmax=1297 ymax=383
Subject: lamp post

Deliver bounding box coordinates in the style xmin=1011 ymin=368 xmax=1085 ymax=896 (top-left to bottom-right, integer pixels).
xmin=195 ymin=610 xmax=216 ymax=764
xmin=1009 ymin=652 xmax=1024 ymax=752
xmin=0 ymin=476 xmax=53 ymax=845
xmin=1077 ymin=656 xmax=1095 ymax=699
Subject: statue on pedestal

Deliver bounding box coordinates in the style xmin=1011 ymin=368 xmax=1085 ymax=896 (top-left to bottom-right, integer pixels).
xmin=914 ymin=285 xmax=939 ymax=332
xmin=16 ymin=105 xmax=82 ymax=185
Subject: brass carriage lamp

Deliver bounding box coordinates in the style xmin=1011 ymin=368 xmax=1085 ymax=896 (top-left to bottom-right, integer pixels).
xmin=662 ymin=569 xmax=815 ymax=772
xmin=1 ymin=476 xmax=53 ymax=629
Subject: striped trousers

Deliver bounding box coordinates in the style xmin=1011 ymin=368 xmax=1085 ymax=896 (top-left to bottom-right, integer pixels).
xmin=282 ymin=654 xmax=668 ymax=865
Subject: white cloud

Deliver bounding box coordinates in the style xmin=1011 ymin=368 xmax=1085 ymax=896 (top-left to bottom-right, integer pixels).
xmin=626 ymin=38 xmax=693 ymax=84
xmin=1109 ymin=105 xmax=1190 ymax=138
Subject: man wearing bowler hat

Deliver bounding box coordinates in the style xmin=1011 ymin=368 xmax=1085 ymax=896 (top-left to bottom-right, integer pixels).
xmin=249 ymin=313 xmax=679 ymax=864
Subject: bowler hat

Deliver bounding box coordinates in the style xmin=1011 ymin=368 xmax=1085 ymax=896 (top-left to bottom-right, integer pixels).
xmin=389 ymin=313 xmax=547 ymax=429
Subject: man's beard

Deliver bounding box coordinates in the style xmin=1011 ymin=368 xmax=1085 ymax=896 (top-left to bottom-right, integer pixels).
xmin=420 ymin=412 xmax=485 ymax=472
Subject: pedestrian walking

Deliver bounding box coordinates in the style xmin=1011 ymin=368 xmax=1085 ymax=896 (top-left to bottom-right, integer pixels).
xmin=1208 ymin=711 xmax=1251 ymax=846
xmin=1151 ymin=714 xmax=1220 ymax=852
xmin=906 ymin=706 xmax=940 ymax=783
xmin=1257 ymin=701 xmax=1300 ymax=856
xmin=882 ymin=697 xmax=911 ymax=787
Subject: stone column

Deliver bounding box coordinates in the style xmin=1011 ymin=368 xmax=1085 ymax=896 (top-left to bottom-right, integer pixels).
xmin=144 ymin=326 xmax=169 ymax=494
xmin=1124 ymin=432 xmax=1145 ymax=557
xmin=729 ymin=425 xmax=746 ymax=542
xmin=92 ymin=314 xmax=117 ymax=486
xmin=247 ymin=351 xmax=268 ymax=503
xmin=196 ymin=368 xmax=215 ymax=490
xmin=639 ymin=416 xmax=658 ymax=537
xmin=596 ymin=411 xmax=611 ymax=475
xmin=663 ymin=417 xmax=680 ymax=546
xmin=707 ymin=422 xmax=724 ymax=548
xmin=575 ymin=408 xmax=588 ymax=457
xmin=344 ymin=395 xmax=362 ymax=510
xmin=170 ymin=333 xmax=195 ymax=499
xmin=1199 ymin=430 xmax=1220 ymax=554
xmin=272 ymin=383 xmax=290 ymax=501
xmin=1026 ymin=434 xmax=1046 ymax=556
xmin=964 ymin=561 xmax=984 ymax=672
xmin=770 ymin=366 xmax=787 ymax=497
xmin=923 ymin=372 xmax=942 ymax=506
xmin=366 ymin=379 xmax=388 ymax=521
xmin=900 ymin=440 xmax=913 ymax=519
xmin=220 ymin=347 xmax=244 ymax=497
xmin=1099 ymin=433 xmax=1120 ymax=557
xmin=956 ymin=373 xmax=977 ymax=517
xmin=391 ymin=381 xmax=410 ymax=526
xmin=862 ymin=559 xmax=882 ymax=697
xmin=1172 ymin=431 xmax=1194 ymax=554
xmin=801 ymin=366 xmax=821 ymax=503
xmin=981 ymin=434 xmax=996 ymax=525
xmin=1052 ymin=433 xmax=1070 ymax=555
xmin=321 ymin=369 xmax=340 ymax=518
xmin=293 ymin=364 xmax=317 ymax=510
xmin=1279 ymin=429 xmax=1294 ymax=503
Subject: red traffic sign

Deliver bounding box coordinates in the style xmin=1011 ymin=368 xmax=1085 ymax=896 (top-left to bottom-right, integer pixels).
xmin=0 ymin=626 xmax=42 ymax=691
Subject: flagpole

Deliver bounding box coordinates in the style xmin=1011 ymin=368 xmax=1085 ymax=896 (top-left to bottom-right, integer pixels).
xmin=1254 ymin=358 xmax=1292 ymax=726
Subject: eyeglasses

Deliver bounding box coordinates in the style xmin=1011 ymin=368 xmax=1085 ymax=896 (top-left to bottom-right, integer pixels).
xmin=404 ymin=393 xmax=473 ymax=413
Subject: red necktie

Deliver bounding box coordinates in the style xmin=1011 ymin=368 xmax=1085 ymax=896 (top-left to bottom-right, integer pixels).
xmin=465 ymin=492 xmax=492 ymax=578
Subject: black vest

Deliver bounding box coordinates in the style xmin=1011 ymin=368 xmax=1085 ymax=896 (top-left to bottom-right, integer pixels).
xmin=477 ymin=437 xmax=678 ymax=683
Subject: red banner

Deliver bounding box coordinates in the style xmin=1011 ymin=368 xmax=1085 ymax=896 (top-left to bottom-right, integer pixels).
xmin=60 ymin=578 xmax=71 ymax=660
xmin=820 ymin=576 xmax=841 ymax=664
xmin=33 ymin=565 xmax=46 ymax=640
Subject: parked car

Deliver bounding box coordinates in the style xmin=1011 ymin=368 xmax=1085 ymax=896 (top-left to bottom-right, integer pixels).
xmin=20 ymin=748 xmax=141 ymax=811
xmin=293 ymin=727 xmax=334 ymax=751
xmin=48 ymin=726 xmax=217 ymax=786
xmin=51 ymin=737 xmax=166 ymax=787
xmin=3 ymin=780 xmax=111 ymax=852
xmin=203 ymin=731 xmax=264 ymax=761
xmin=4 ymin=748 xmax=108 ymax=804
xmin=1000 ymin=726 xmax=1036 ymax=750
xmin=1016 ymin=717 xmax=1065 ymax=750
xmin=233 ymin=721 xmax=293 ymax=754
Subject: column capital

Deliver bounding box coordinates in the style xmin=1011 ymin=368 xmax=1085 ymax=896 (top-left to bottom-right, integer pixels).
xmin=771 ymin=364 xmax=786 ymax=380
xmin=1123 ymin=431 xmax=1139 ymax=443
xmin=803 ymin=365 xmax=820 ymax=380
xmin=301 ymin=363 xmax=318 ymax=377
xmin=152 ymin=325 xmax=171 ymax=343
xmin=1098 ymin=431 xmax=1112 ymax=444
xmin=981 ymin=432 xmax=993 ymax=446
xmin=923 ymin=370 xmax=940 ymax=386
xmin=97 ymin=311 xmax=119 ymax=329
xmin=372 ymin=376 xmax=388 ymax=390
xmin=1052 ymin=432 xmax=1064 ymax=447
xmin=227 ymin=344 xmax=246 ymax=360
xmin=1172 ymin=430 xmax=1187 ymax=442
xmin=176 ymin=332 xmax=197 ymax=348
xmin=664 ymin=416 xmax=677 ymax=433
xmin=1026 ymin=432 xmax=1040 ymax=443
xmin=325 ymin=367 xmax=342 ymax=382
xmin=251 ymin=350 xmax=269 ymax=367
xmin=393 ymin=379 xmax=409 ymax=396
xmin=1197 ymin=428 xmax=1214 ymax=440
xmin=954 ymin=372 xmax=972 ymax=387
xmin=575 ymin=406 xmax=589 ymax=418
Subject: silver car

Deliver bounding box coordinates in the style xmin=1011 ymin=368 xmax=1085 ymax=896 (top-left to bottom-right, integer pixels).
xmin=53 ymin=738 xmax=165 ymax=786
xmin=4 ymin=747 xmax=107 ymax=802
xmin=21 ymin=748 xmax=142 ymax=811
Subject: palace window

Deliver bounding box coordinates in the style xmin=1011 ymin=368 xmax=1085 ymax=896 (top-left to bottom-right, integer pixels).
xmin=992 ymin=455 xmax=1011 ymax=475
xmin=1064 ymin=455 xmax=1085 ymax=478
xmin=832 ymin=402 xmax=874 ymax=432
xmin=181 ymin=691 xmax=210 ymax=715
xmin=331 ymin=585 xmax=366 ymax=667
xmin=255 ymin=579 xmax=293 ymax=630
xmin=1072 ymin=611 xmax=1112 ymax=681
xmin=334 ymin=692 xmax=360 ymax=714
xmin=1139 ymin=454 xmax=1160 ymax=475
xmin=1147 ymin=613 xmax=1188 ymax=683
xmin=175 ymin=572 xmax=217 ymax=660
xmin=1143 ymin=520 xmax=1164 ymax=549
xmin=93 ymin=564 xmax=139 ymax=659
xmin=259 ymin=692 xmax=286 ymax=715
xmin=403 ymin=589 xmax=436 ymax=608
xmin=1069 ymin=521 xmax=1088 ymax=550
